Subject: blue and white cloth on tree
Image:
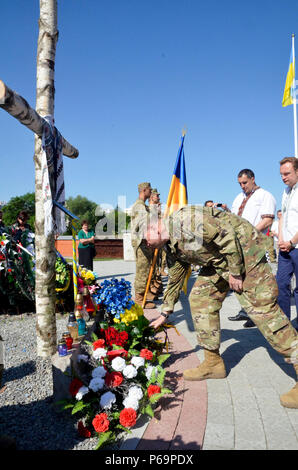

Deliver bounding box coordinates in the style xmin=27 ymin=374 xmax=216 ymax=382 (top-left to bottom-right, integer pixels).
xmin=41 ymin=115 xmax=66 ymax=236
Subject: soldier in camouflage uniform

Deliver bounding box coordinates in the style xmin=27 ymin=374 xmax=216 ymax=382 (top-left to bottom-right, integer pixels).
xmin=130 ymin=182 xmax=156 ymax=309
xmin=144 ymin=205 xmax=298 ymax=408
xmin=149 ymin=189 xmax=164 ymax=296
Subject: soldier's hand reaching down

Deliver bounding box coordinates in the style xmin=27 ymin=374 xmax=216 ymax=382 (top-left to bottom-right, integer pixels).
xmin=229 ymin=274 xmax=243 ymax=293
xmin=149 ymin=311 xmax=172 ymax=330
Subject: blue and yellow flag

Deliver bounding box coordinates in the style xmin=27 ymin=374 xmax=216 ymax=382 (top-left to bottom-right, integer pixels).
xmin=282 ymin=45 xmax=295 ymax=107
xmin=164 ymin=133 xmax=190 ymax=294
xmin=164 ymin=133 xmax=188 ymax=217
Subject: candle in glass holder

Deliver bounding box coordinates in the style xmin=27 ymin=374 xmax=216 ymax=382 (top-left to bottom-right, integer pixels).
xmin=58 ymin=339 xmax=67 ymax=356
xmin=83 ymin=286 xmax=89 ymax=296
xmin=75 ymin=309 xmax=87 ymax=336
xmin=67 ymin=312 xmax=79 ymax=341
xmin=62 ymin=332 xmax=73 ymax=351
xmin=76 ymin=293 xmax=89 ymax=321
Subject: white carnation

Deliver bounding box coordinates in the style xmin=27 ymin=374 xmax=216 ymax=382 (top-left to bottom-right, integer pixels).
xmin=123 ymin=365 xmax=138 ymax=379
xmin=92 ymin=366 xmax=107 ymax=378
xmin=93 ymin=348 xmax=107 ymax=360
xmin=128 ymin=385 xmax=143 ymax=400
xmin=131 ymin=356 xmax=145 ymax=369
xmin=145 ymin=365 xmax=157 ymax=381
xmin=100 ymin=391 xmax=116 ymax=409
xmin=89 ymin=377 xmax=104 ymax=392
xmin=111 ymin=356 xmax=126 ymax=372
xmin=123 ymin=396 xmax=139 ymax=411
xmin=75 ymin=385 xmax=89 ymax=401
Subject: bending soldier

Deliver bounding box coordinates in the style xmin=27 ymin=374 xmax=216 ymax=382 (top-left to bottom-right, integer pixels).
xmin=143 ymin=205 xmax=298 ymax=409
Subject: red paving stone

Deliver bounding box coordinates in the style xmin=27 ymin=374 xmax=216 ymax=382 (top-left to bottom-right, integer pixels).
xmin=136 ymin=308 xmax=208 ymax=450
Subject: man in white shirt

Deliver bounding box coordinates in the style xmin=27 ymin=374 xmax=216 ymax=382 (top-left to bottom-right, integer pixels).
xmin=276 ymin=157 xmax=298 ymax=329
xmin=222 ymin=169 xmax=276 ymax=326
xmin=230 ymin=169 xmax=276 ymax=233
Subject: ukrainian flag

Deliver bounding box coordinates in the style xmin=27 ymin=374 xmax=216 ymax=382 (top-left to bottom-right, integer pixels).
xmin=282 ymin=45 xmax=295 ymax=107
xmin=165 ymin=133 xmax=190 ymax=294
xmin=165 ymin=133 xmax=188 ymax=217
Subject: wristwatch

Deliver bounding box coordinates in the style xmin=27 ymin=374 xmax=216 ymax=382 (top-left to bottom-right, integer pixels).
xmin=290 ymin=240 xmax=295 ymax=249
xmin=160 ymin=312 xmax=169 ymax=319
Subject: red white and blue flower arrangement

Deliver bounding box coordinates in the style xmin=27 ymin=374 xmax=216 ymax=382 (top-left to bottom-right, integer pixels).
xmin=58 ymin=278 xmax=171 ymax=450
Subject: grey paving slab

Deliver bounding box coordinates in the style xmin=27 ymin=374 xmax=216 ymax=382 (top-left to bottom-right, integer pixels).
xmin=253 ymin=387 xmax=298 ymax=450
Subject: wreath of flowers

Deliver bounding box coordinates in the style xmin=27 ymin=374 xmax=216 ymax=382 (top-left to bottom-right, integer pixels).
xmin=55 ymin=255 xmax=71 ymax=293
xmin=0 ymin=229 xmax=35 ymax=305
xmin=58 ymin=279 xmax=171 ymax=450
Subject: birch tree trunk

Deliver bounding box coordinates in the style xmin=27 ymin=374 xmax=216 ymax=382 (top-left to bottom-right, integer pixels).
xmin=35 ymin=0 xmax=59 ymax=357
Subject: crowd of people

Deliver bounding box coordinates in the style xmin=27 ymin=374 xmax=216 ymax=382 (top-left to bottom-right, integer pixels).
xmin=130 ymin=156 xmax=298 ymax=409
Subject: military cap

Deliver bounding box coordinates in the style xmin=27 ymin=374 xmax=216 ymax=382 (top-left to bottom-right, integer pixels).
xmin=151 ymin=188 xmax=160 ymax=195
xmin=138 ymin=182 xmax=151 ymax=192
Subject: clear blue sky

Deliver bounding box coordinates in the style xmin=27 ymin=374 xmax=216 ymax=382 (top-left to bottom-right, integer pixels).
xmin=1 ymin=0 xmax=298 ymax=213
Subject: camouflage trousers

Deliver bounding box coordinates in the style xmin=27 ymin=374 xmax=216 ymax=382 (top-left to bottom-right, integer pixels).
xmin=151 ymin=249 xmax=163 ymax=282
xmin=133 ymin=241 xmax=153 ymax=294
xmin=189 ymin=258 xmax=298 ymax=364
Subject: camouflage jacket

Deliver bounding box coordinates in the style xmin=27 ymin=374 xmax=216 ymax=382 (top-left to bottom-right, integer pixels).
xmin=162 ymin=205 xmax=269 ymax=311
xmin=130 ymin=198 xmax=150 ymax=249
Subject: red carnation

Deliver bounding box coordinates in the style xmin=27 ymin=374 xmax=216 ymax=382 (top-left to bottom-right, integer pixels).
xmin=92 ymin=413 xmax=110 ymax=433
xmin=140 ymin=348 xmax=153 ymax=361
xmin=119 ymin=408 xmax=137 ymax=428
xmin=77 ymin=421 xmax=91 ymax=438
xmin=93 ymin=339 xmax=106 ymax=350
xmin=147 ymin=385 xmax=161 ymax=398
xmin=69 ymin=378 xmax=84 ymax=397
xmin=107 ymin=349 xmax=128 ymax=360
xmin=105 ymin=371 xmax=123 ymax=388
xmin=104 ymin=327 xmax=119 ymax=347
xmin=119 ymin=331 xmax=129 ymax=343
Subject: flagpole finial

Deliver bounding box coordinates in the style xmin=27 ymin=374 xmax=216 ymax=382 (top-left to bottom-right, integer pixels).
xmin=182 ymin=127 xmax=187 ymax=137
xmin=292 ymin=33 xmax=295 ymax=38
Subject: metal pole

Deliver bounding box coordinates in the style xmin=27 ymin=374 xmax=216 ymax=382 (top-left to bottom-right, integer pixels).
xmin=292 ymin=34 xmax=298 ymax=158
xmin=72 ymin=222 xmax=78 ymax=302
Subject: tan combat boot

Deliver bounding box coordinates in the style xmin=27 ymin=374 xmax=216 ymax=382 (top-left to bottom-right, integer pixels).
xmin=150 ymin=285 xmax=159 ymax=295
xmin=146 ymin=290 xmax=158 ymax=301
xmin=154 ymin=280 xmax=163 ymax=291
xmin=183 ymin=349 xmax=227 ymax=381
xmin=280 ymin=364 xmax=298 ymax=409
xmin=134 ymin=293 xmax=156 ymax=309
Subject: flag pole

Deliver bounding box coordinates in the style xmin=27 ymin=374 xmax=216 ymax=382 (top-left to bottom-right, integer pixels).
xmin=292 ymin=34 xmax=298 ymax=158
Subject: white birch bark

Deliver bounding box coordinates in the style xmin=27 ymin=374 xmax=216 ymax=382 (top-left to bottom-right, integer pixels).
xmin=35 ymin=0 xmax=59 ymax=357
xmin=0 ymin=80 xmax=78 ymax=158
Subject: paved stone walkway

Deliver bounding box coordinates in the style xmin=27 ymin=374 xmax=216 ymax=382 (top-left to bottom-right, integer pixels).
xmin=94 ymin=260 xmax=298 ymax=451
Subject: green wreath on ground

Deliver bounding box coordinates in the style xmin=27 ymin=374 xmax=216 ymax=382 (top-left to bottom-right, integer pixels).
xmin=0 ymin=227 xmax=73 ymax=313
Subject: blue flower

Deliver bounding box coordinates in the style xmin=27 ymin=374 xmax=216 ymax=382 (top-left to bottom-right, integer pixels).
xmin=91 ymin=277 xmax=134 ymax=317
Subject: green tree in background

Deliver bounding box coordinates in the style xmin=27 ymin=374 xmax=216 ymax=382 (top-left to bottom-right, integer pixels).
xmin=65 ymin=195 xmax=99 ymax=234
xmin=2 ymin=193 xmax=35 ymax=228
xmin=97 ymin=205 xmax=131 ymax=236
